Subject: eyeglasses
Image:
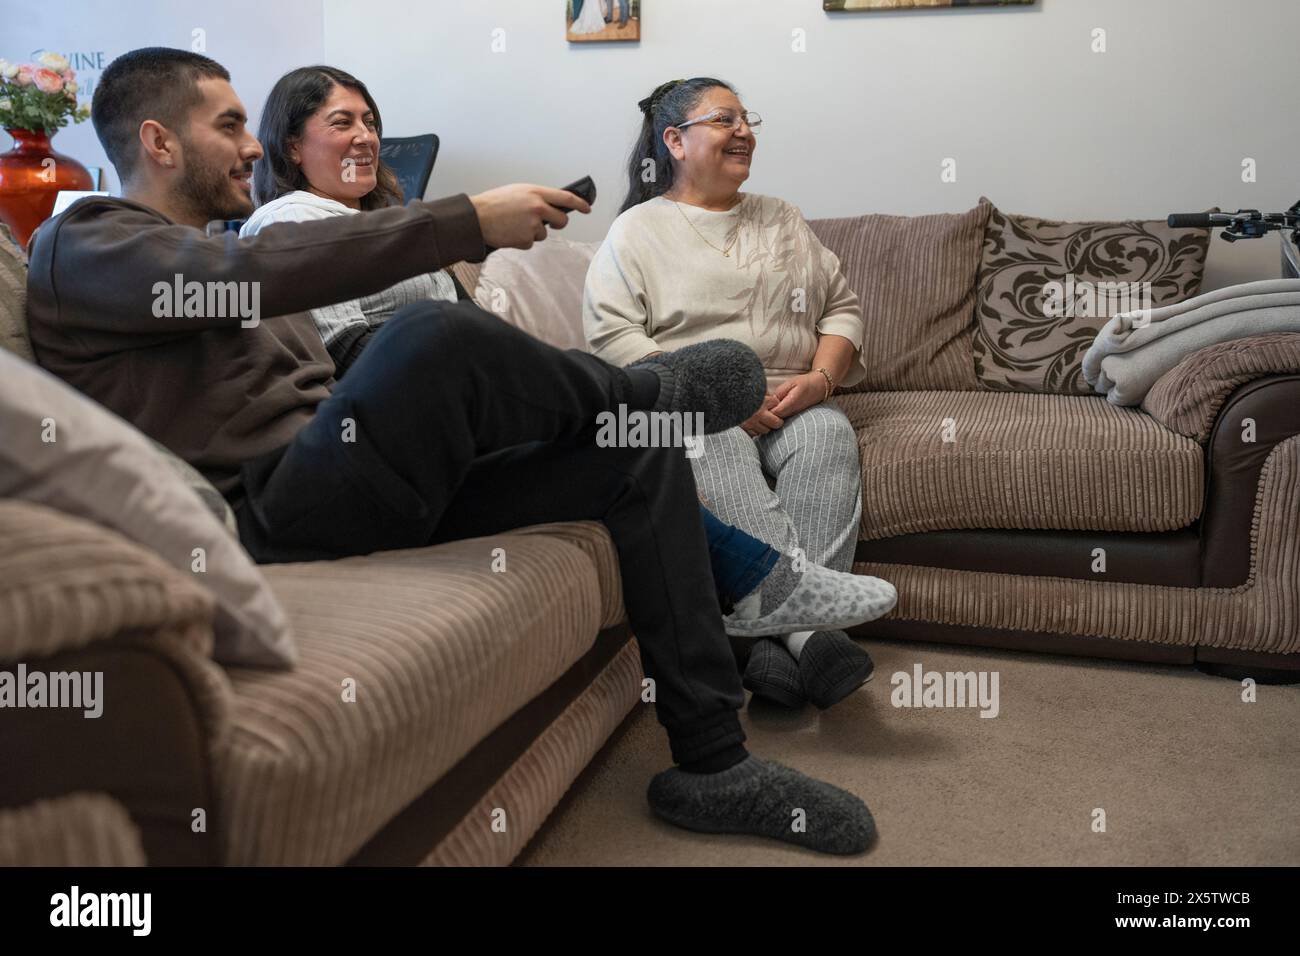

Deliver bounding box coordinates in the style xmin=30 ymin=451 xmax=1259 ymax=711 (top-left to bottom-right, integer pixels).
xmin=673 ymin=109 xmax=762 ymax=135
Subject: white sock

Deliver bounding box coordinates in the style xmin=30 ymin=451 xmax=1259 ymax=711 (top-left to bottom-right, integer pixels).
xmin=784 ymin=630 xmax=814 ymax=659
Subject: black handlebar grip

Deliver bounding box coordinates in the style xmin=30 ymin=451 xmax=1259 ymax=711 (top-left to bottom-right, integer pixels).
xmin=1167 ymin=213 xmax=1214 ymax=228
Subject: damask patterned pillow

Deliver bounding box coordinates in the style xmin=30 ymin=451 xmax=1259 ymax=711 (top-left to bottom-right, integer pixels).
xmin=972 ymin=200 xmax=1214 ymax=393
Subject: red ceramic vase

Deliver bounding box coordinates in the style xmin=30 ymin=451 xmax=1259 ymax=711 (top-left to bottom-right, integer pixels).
xmin=0 ymin=128 xmax=94 ymax=249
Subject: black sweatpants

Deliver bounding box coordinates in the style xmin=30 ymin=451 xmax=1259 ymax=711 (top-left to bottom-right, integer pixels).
xmin=234 ymin=300 xmax=747 ymax=764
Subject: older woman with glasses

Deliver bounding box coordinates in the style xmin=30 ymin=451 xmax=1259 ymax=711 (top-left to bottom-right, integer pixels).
xmin=583 ymin=77 xmax=896 ymax=713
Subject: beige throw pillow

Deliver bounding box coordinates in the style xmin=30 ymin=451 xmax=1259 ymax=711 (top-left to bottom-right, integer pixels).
xmin=469 ymin=237 xmax=597 ymax=351
xmin=0 ymin=349 xmax=295 ymax=668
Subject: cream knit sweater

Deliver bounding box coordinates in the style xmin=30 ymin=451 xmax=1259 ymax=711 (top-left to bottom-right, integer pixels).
xmin=582 ymin=193 xmax=866 ymax=390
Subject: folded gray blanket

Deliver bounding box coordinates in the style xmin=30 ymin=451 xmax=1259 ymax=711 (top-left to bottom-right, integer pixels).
xmin=1082 ymin=278 xmax=1300 ymax=405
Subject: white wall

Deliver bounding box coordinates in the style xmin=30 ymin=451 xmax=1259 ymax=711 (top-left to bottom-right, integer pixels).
xmin=322 ymin=0 xmax=1298 ymax=288
xmin=5 ymin=0 xmax=1295 ymax=287
xmin=1 ymin=0 xmax=325 ymax=194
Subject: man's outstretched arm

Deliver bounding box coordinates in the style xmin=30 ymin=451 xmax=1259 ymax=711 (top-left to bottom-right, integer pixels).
xmin=28 ymin=194 xmax=485 ymax=337
xmin=27 ymin=183 xmax=590 ymax=339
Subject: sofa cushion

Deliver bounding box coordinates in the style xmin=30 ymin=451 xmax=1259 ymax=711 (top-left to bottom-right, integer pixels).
xmin=0 ymin=223 xmax=34 ymax=362
xmin=837 ymin=390 xmax=1204 ymax=540
xmin=0 ymin=349 xmax=294 ymax=668
xmin=218 ymin=520 xmax=625 ymax=866
xmin=854 ymin=435 xmax=1300 ymax=657
xmin=808 ymin=201 xmax=990 ymax=393
xmin=972 ymin=202 xmax=1213 ymax=394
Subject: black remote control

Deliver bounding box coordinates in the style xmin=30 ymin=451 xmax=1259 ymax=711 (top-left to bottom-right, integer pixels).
xmin=557 ymin=175 xmax=596 ymax=207
xmin=482 ymin=177 xmax=596 ymax=256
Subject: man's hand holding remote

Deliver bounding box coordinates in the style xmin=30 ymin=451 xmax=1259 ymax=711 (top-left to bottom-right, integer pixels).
xmin=469 ymin=183 xmax=592 ymax=251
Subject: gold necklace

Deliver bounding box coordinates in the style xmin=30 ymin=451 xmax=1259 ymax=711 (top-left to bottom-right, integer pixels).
xmin=671 ymin=198 xmax=739 ymax=257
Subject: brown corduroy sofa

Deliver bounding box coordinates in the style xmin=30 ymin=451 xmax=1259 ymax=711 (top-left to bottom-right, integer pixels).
xmin=803 ymin=206 xmax=1300 ymax=679
xmin=4 ymin=200 xmax=1299 ymax=868
xmin=458 ymin=203 xmax=1300 ymax=680
xmin=0 ymin=229 xmax=642 ymax=867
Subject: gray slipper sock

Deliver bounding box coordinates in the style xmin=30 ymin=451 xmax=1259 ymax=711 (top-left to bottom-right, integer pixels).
xmin=647 ymin=756 xmax=876 ymax=855
xmin=630 ymin=339 xmax=765 ymax=434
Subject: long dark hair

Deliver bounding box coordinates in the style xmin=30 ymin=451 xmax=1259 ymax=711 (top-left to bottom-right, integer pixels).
xmin=253 ymin=65 xmax=403 ymax=210
xmin=620 ymin=77 xmax=736 ymax=214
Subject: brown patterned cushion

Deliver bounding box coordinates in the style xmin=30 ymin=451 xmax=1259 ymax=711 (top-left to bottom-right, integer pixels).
xmin=972 ymin=201 xmax=1213 ymax=394
xmin=0 ymin=223 xmax=34 ymax=362
xmin=808 ymin=201 xmax=990 ymax=392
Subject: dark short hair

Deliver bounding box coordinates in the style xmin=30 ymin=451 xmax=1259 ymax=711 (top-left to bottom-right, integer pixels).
xmin=253 ymin=65 xmax=403 ymax=211
xmin=92 ymin=47 xmax=230 ymax=182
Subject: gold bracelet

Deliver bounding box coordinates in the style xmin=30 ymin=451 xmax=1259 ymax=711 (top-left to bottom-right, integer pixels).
xmin=813 ymin=366 xmax=835 ymax=401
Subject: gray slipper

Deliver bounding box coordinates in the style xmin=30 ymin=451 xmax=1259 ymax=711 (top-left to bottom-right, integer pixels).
xmin=630 ymin=339 xmax=765 ymax=434
xmin=725 ymin=562 xmax=898 ymax=638
xmin=647 ymin=756 xmax=877 ymax=855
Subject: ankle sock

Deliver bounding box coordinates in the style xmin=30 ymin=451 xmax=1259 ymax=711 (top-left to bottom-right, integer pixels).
xmin=680 ymin=743 xmax=749 ymax=774
xmin=729 ymin=553 xmax=799 ymax=622
xmin=784 ymin=630 xmax=813 ymax=660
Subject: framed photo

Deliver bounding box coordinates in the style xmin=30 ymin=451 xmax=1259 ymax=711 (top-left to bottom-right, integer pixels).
xmin=825 ymin=1 xmax=1035 ymax=10
xmin=567 ymin=0 xmax=641 ymax=43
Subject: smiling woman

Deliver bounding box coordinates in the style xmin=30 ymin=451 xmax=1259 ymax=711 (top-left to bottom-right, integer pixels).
xmin=250 ymin=65 xmax=402 ymax=211
xmin=240 ymin=65 xmax=457 ymax=374
xmin=584 ymin=76 xmax=889 ymax=710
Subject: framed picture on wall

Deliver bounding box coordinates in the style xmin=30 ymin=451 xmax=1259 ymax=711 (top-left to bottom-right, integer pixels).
xmin=825 ymin=0 xmax=1035 ymax=10
xmin=567 ymin=0 xmax=641 ymax=43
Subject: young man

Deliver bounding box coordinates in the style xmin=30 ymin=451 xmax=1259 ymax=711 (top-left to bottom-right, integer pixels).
xmin=25 ymin=48 xmax=877 ymax=855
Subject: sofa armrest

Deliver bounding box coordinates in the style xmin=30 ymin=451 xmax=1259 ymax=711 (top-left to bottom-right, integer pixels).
xmin=0 ymin=792 xmax=147 ymax=866
xmin=0 ymin=500 xmax=214 ymax=664
xmin=1141 ymin=332 xmax=1300 ymax=443
xmin=0 ymin=501 xmax=233 ymax=864
xmin=1190 ymin=372 xmax=1300 ymax=586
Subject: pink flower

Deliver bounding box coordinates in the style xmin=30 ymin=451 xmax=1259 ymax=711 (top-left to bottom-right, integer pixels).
xmin=33 ymin=67 xmax=64 ymax=93
xmin=64 ymin=67 xmax=76 ymax=81
xmin=15 ymin=65 xmax=34 ymax=86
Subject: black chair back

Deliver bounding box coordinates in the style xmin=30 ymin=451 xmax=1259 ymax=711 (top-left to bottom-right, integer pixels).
xmin=379 ymin=134 xmax=440 ymax=203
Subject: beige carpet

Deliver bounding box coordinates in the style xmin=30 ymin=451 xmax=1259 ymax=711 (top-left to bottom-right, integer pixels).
xmin=517 ymin=637 xmax=1300 ymax=866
